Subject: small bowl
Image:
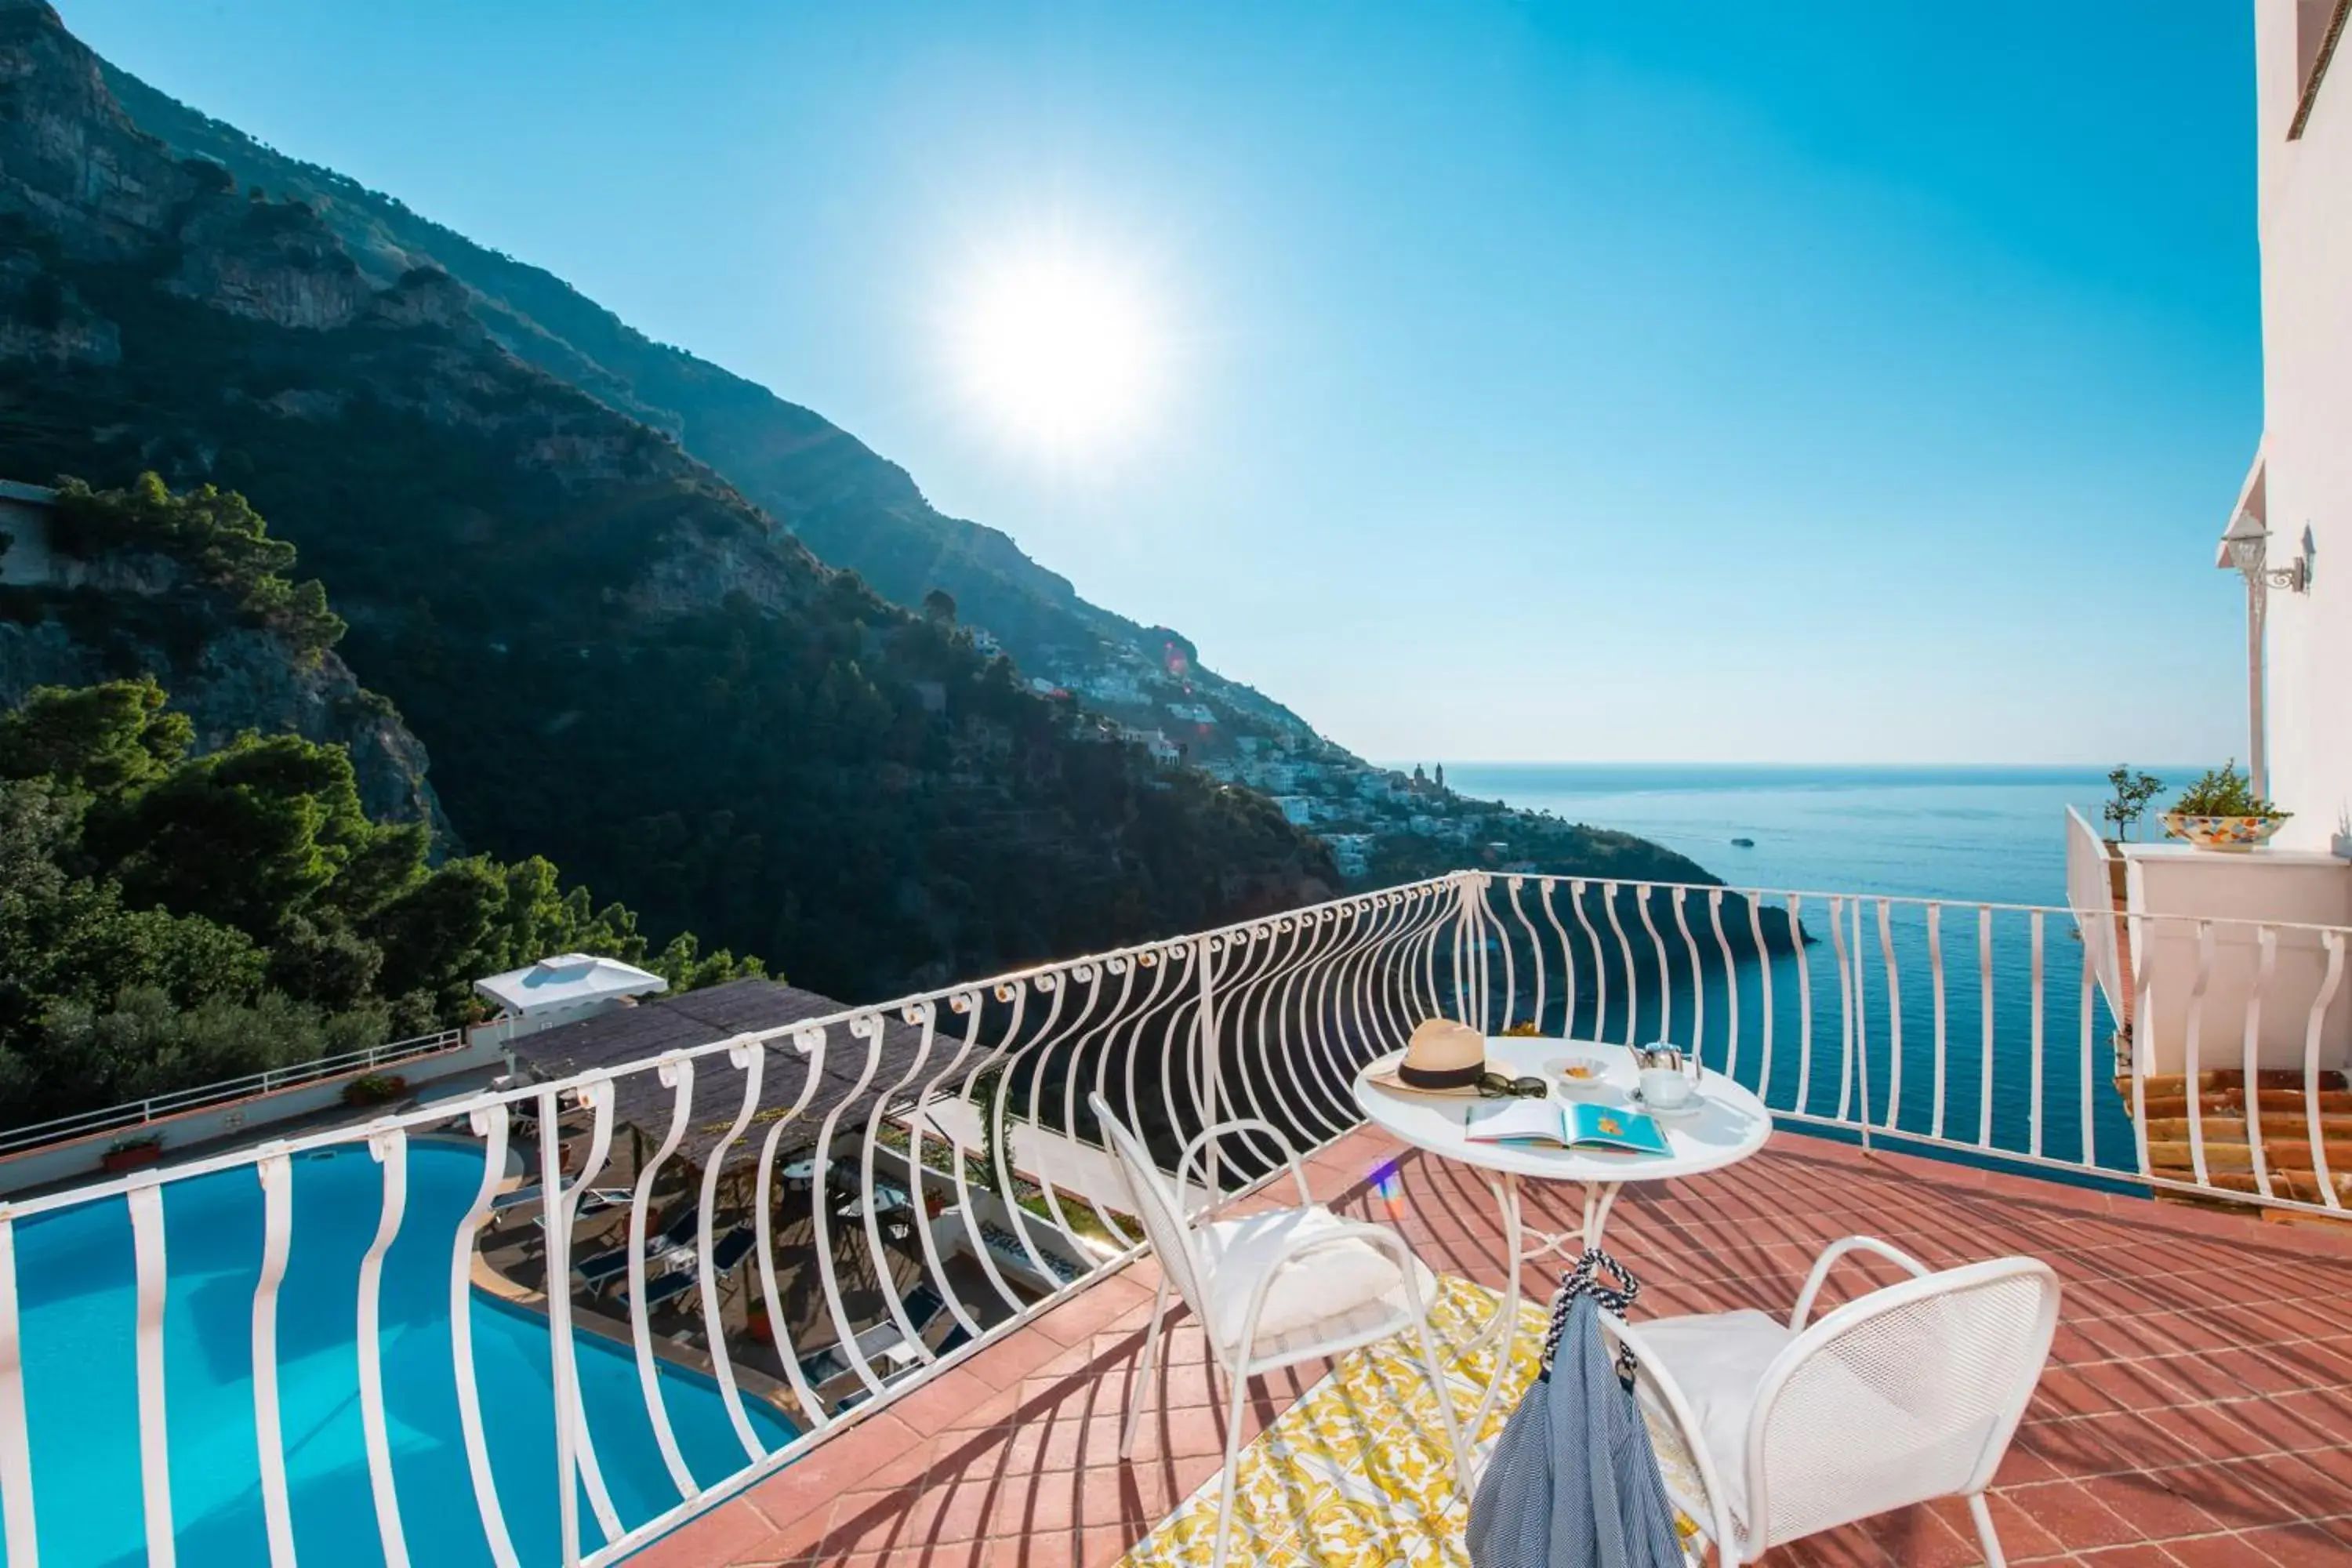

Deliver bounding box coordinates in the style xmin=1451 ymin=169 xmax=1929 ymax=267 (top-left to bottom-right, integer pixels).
xmin=1549 ymin=1056 xmax=1610 ymax=1094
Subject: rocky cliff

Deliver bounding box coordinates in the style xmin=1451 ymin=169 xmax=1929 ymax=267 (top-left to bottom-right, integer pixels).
xmin=0 ymin=536 xmax=447 ymax=835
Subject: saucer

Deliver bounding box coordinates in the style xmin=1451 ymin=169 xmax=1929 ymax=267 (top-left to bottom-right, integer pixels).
xmin=1632 ymin=1088 xmax=1706 ymax=1120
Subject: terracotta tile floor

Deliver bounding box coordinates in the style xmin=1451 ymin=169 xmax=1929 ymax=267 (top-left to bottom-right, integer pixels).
xmin=629 ymin=1127 xmax=2352 ymax=1567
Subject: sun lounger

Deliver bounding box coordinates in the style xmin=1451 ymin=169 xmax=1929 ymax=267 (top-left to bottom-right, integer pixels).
xmin=616 ymin=1225 xmax=756 ymax=1313
xmin=517 ymin=1186 xmax=630 ymax=1223
xmin=573 ymin=1204 xmax=701 ymax=1291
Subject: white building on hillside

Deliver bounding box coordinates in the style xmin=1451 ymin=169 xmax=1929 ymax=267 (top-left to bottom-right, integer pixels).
xmin=1082 ymin=671 xmax=1143 ymax=704
xmin=1245 ymin=762 xmax=1295 ymax=793
xmin=1323 ymin=831 xmax=1374 ymax=879
xmin=0 ymin=480 xmax=56 ymax=586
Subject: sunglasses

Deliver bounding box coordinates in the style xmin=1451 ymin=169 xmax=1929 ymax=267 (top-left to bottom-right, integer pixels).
xmin=1476 ymin=1073 xmax=1549 ymax=1099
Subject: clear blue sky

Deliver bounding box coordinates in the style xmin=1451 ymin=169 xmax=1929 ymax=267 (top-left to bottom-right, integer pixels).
xmin=57 ymin=1 xmax=2261 ymax=768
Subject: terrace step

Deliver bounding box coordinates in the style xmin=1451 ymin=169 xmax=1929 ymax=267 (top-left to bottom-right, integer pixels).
xmin=2141 ymin=1116 xmax=2352 ymax=1142
xmin=2136 ymin=1090 xmax=2352 ymax=1119
xmin=2125 ymin=1069 xmax=2352 ymax=1098
xmin=2143 ymin=1138 xmax=2352 ymax=1172
xmin=2145 ymin=1167 xmax=2352 ymax=1226
xmin=2130 ymin=1070 xmax=2352 ymax=1225
xmin=2150 ymin=1166 xmax=2352 ymax=1201
xmin=2169 ymin=1069 xmax=2341 ymax=1091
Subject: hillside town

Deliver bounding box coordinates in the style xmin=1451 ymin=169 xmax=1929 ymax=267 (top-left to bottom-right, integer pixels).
xmin=1011 ymin=635 xmax=1617 ymax=884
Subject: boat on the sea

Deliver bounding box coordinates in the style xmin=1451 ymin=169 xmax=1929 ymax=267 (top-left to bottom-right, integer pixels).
xmin=1730 ymin=837 xmax=1755 ymax=847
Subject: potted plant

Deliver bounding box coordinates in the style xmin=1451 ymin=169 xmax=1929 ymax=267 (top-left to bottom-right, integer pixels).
xmin=2161 ymin=760 xmax=2291 ymax=851
xmin=341 ymin=1073 xmax=408 ymax=1107
xmin=744 ymin=1299 xmax=775 ymax=1346
xmin=102 ymin=1134 xmax=163 ymax=1173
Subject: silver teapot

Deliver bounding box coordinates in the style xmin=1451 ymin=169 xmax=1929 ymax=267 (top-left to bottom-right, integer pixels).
xmin=1632 ymin=1042 xmax=1697 ymax=1080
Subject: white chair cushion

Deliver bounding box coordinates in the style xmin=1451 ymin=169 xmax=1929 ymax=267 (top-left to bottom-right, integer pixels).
xmin=1631 ymin=1308 xmax=1797 ymax=1526
xmin=1196 ymin=1203 xmax=1431 ymax=1356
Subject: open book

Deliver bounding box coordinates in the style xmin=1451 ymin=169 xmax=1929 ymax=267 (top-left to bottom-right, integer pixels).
xmin=1465 ymin=1098 xmax=1672 ymax=1155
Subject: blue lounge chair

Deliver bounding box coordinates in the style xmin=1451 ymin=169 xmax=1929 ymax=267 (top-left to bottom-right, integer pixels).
xmin=619 ymin=1225 xmax=756 ymax=1313
xmin=517 ymin=1186 xmax=630 ymax=1221
xmin=902 ymin=1283 xmax=946 ymax=1330
xmin=573 ymin=1204 xmax=700 ymax=1292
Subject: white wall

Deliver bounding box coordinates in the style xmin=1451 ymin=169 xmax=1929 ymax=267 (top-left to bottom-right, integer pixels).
xmin=0 ymin=495 xmax=53 ymax=586
xmin=0 ymin=1036 xmax=505 ymax=1196
xmin=2123 ymin=844 xmax=2352 ymax=1075
xmin=2251 ymin=6 xmax=2352 ymax=852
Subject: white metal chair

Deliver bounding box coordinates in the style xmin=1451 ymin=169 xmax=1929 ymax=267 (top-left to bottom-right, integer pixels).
xmin=1091 ymin=1095 xmax=1472 ymax=1568
xmin=1608 ymin=1236 xmax=2060 ymax=1568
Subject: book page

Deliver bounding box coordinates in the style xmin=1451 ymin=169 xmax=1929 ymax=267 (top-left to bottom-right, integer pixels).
xmin=1464 ymin=1098 xmax=1566 ymax=1144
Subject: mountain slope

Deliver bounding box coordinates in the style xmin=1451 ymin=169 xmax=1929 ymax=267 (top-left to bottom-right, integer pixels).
xmin=93 ymin=59 xmax=1319 ymax=732
xmin=0 ymin=0 xmax=1335 ymax=1000
xmin=83 ymin=36 xmax=1744 ymax=901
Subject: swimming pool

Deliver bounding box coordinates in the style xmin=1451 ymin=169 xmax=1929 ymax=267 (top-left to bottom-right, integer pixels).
xmin=6 ymin=1141 xmax=793 ymax=1566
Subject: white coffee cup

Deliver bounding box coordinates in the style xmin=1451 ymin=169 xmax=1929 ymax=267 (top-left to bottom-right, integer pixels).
xmin=1638 ymin=1065 xmax=1695 ymax=1109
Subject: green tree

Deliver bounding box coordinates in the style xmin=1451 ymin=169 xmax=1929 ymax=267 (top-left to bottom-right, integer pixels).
xmin=0 ymin=678 xmax=192 ymax=796
xmin=264 ymin=915 xmax=384 ymax=1011
xmin=89 ymin=731 xmax=376 ymax=940
xmin=647 ymin=931 xmax=765 ymax=992
xmin=2102 ymin=766 xmax=2165 ymax=842
xmin=0 ymin=777 xmax=264 ymax=1043
xmin=48 ymin=476 xmax=341 ymax=655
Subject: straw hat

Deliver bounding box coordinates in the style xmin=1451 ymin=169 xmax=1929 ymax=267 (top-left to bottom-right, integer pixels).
xmin=1363 ymin=1018 xmax=1489 ymax=1098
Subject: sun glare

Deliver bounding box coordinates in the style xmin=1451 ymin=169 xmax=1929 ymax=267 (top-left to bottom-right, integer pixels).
xmin=949 ymin=243 xmax=1165 ymax=455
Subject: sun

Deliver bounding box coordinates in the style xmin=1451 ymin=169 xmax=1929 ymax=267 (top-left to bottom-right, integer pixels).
xmin=948 ymin=241 xmax=1165 ymax=455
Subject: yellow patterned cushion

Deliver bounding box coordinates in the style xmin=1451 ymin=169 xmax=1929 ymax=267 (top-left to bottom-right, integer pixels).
xmin=1120 ymin=1274 xmax=1702 ymax=1567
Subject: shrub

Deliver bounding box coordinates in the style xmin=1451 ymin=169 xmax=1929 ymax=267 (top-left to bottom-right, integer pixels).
xmin=2172 ymin=761 xmax=2289 ymax=821
xmin=341 ymin=1072 xmax=407 ymax=1106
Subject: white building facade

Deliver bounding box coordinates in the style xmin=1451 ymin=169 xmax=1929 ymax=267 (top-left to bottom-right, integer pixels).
xmin=2234 ymin=2 xmax=2352 ymax=851
xmin=2067 ymin=9 xmax=2352 ymax=1083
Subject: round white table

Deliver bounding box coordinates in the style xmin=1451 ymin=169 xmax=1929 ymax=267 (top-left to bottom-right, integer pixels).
xmin=1353 ymin=1034 xmax=1772 ymax=1447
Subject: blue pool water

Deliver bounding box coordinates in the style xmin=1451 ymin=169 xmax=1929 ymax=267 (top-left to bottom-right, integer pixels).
xmin=7 ymin=1141 xmax=793 ymax=1568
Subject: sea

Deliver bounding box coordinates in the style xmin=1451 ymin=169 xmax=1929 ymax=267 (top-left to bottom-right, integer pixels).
xmin=1424 ymin=763 xmax=2198 ymax=1177
xmin=1437 ymin=762 xmax=2171 ymax=909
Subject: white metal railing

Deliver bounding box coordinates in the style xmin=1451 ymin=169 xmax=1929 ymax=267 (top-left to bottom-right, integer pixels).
xmin=2063 ymin=805 xmax=2126 ymax=1014
xmin=1456 ymin=872 xmax=2352 ymax=1212
xmin=0 ymin=1027 xmax=470 ymax=1157
xmin=0 ymin=870 xmax=2347 ymax=1566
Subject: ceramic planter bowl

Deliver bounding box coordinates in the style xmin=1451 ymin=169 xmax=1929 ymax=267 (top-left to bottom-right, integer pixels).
xmin=2161 ymin=811 xmax=2287 ymax=851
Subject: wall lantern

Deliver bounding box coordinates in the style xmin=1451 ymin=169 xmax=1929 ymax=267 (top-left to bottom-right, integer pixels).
xmin=2223 ymin=510 xmax=2310 ymax=593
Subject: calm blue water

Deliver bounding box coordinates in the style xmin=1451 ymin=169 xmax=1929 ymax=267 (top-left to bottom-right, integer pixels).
xmin=1439 ymin=764 xmax=2190 ymax=1176
xmin=7 ymin=1142 xmax=793 ymax=1568
xmin=1442 ymin=762 xmax=2180 ymax=906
